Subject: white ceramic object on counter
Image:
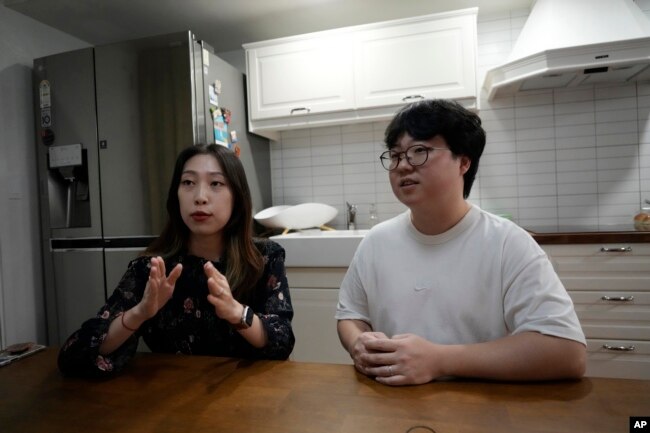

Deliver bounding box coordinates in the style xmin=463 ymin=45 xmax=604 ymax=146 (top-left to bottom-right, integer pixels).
xmin=254 ymin=203 xmax=338 ymax=231
xmin=253 ymin=205 xmax=292 ymax=229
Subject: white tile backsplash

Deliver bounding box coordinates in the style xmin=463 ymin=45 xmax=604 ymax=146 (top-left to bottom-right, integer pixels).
xmin=557 ymin=171 xmax=597 ymax=184
xmin=267 ymin=7 xmax=650 ymax=229
xmin=554 ymin=120 xmax=595 ymax=137
xmin=560 ymin=183 xmax=598 ymax=196
xmin=556 ymin=136 xmax=596 ymax=149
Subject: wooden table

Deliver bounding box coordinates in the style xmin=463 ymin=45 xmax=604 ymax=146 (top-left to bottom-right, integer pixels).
xmin=1 ymin=348 xmax=648 ymax=433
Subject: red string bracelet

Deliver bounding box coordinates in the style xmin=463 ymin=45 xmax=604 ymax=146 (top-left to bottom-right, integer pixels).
xmin=119 ymin=311 xmax=138 ymax=332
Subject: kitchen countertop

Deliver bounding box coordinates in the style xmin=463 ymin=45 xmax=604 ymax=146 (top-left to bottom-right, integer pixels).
xmin=270 ymin=225 xmax=650 ymax=268
xmin=526 ymin=224 xmax=650 ymax=244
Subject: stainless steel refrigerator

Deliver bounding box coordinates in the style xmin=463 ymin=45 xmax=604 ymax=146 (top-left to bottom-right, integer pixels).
xmin=33 ymin=31 xmax=270 ymax=345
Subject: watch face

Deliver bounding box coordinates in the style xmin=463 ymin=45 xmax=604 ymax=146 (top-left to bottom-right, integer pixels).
xmin=243 ymin=306 xmax=254 ymax=327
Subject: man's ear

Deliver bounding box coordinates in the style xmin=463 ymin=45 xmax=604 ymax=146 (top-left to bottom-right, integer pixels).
xmin=459 ymin=155 xmax=471 ymax=175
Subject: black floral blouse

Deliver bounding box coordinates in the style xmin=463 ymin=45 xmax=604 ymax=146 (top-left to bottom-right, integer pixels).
xmin=58 ymin=239 xmax=294 ymax=377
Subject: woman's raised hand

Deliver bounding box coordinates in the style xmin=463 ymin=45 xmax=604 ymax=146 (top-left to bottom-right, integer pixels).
xmin=205 ymin=261 xmax=242 ymax=325
xmin=136 ymin=257 xmax=182 ymax=320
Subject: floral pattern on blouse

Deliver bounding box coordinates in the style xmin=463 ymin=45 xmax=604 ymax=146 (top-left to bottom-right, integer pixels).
xmin=58 ymin=239 xmax=294 ymax=377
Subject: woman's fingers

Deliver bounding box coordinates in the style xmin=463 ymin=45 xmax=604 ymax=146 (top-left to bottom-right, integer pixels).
xmin=150 ymin=257 xmax=182 ymax=286
xmin=150 ymin=257 xmax=163 ymax=282
xmin=155 ymin=256 xmax=167 ymax=277
xmin=203 ymin=261 xmax=225 ymax=281
xmin=204 ymin=262 xmax=230 ymax=296
xmin=167 ymin=263 xmax=183 ymax=286
xmin=207 ymin=276 xmax=225 ymax=298
xmin=149 ymin=259 xmax=159 ymax=281
xmin=148 ymin=258 xmax=181 ymax=300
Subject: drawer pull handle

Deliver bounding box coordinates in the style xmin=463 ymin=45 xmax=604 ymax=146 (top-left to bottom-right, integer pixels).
xmin=602 ymin=344 xmax=636 ymax=352
xmin=290 ymin=107 xmax=311 ymax=114
xmin=600 ymin=247 xmax=632 ymax=253
xmin=600 ymin=295 xmax=635 ymax=302
xmin=402 ymin=95 xmax=425 ymax=101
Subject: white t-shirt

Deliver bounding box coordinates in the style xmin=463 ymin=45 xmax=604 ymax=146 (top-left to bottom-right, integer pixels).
xmin=336 ymin=205 xmax=586 ymax=346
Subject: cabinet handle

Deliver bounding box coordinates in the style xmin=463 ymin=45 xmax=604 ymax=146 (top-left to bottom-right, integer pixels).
xmin=401 ymin=95 xmax=425 ymax=102
xmin=290 ymin=107 xmax=311 ymax=114
xmin=600 ymin=295 xmax=634 ymax=302
xmin=599 ymin=247 xmax=632 ymax=253
xmin=602 ymin=344 xmax=636 ymax=352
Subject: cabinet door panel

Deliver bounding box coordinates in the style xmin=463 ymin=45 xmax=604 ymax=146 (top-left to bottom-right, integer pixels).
xmin=354 ymin=15 xmax=477 ymax=108
xmin=52 ymin=249 xmax=105 ymax=344
xmin=247 ymin=36 xmax=355 ymax=120
xmin=290 ymin=288 xmax=352 ymax=365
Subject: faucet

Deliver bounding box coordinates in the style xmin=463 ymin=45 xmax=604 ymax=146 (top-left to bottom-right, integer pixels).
xmin=346 ymin=201 xmax=357 ymax=230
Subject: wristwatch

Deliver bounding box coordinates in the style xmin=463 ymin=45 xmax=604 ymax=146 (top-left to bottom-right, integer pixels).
xmin=234 ymin=305 xmax=254 ymax=330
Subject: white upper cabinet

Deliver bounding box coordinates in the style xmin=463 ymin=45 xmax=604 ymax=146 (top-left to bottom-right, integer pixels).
xmin=244 ymin=8 xmax=478 ymax=139
xmin=246 ymin=34 xmax=355 ymax=121
xmin=354 ymin=13 xmax=477 ymax=109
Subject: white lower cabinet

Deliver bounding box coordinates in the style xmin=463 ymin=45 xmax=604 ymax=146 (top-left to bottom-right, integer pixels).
xmin=284 ymin=242 xmax=650 ymax=378
xmin=542 ymin=243 xmax=650 ymax=380
xmin=287 ymin=267 xmax=352 ymax=364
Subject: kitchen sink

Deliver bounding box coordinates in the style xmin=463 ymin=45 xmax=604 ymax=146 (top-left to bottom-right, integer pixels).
xmin=271 ymin=229 xmax=369 ymax=267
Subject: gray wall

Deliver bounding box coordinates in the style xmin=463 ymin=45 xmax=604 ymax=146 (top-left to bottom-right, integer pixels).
xmin=216 ymin=49 xmax=246 ymax=75
xmin=0 ymin=5 xmax=90 ymax=347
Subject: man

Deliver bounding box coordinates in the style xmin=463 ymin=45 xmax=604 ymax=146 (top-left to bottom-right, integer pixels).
xmin=336 ymin=99 xmax=586 ymax=386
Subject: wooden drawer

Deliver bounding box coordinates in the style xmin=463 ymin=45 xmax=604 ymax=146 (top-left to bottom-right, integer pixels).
xmin=570 ymin=291 xmax=650 ymax=305
xmin=585 ymin=339 xmax=650 ymax=380
xmin=561 ymin=275 xmax=650 ymax=292
xmin=579 ymin=321 xmax=650 ymax=340
xmin=549 ymin=255 xmax=650 ymax=274
xmin=543 ymin=244 xmax=650 ymax=295
xmin=571 ymin=291 xmax=650 ymax=340
xmin=543 ymin=243 xmax=650 ymax=257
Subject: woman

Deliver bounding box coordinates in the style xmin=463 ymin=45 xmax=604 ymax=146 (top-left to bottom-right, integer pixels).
xmin=58 ymin=144 xmax=294 ymax=377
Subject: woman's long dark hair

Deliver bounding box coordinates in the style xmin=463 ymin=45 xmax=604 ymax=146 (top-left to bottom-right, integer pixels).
xmin=145 ymin=144 xmax=263 ymax=303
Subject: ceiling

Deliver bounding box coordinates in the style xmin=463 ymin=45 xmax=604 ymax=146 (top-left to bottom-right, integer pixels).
xmin=2 ymin=0 xmax=533 ymax=53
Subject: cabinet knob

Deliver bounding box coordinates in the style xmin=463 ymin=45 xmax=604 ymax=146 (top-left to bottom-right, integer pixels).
xmin=600 ymin=295 xmax=634 ymax=302
xmin=602 ymin=344 xmax=636 ymax=352
xmin=599 ymin=246 xmax=632 ymax=253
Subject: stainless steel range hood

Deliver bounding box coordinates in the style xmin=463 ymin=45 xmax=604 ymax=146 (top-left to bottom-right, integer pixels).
xmin=483 ymin=0 xmax=650 ymax=100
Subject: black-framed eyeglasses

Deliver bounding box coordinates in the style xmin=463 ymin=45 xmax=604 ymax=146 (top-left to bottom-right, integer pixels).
xmin=379 ymin=145 xmax=450 ymax=171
